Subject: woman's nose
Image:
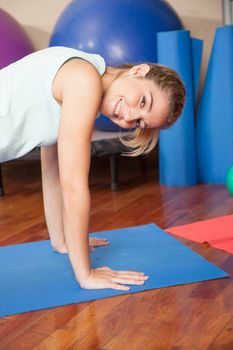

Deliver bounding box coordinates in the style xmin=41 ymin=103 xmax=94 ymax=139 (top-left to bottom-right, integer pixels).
xmin=124 ymin=108 xmax=139 ymax=122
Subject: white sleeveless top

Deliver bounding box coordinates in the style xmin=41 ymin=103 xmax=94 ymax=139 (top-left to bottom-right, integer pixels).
xmin=0 ymin=46 xmax=106 ymax=162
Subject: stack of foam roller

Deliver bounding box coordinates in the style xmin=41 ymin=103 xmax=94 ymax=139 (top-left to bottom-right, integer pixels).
xmin=157 ymin=26 xmax=233 ymax=186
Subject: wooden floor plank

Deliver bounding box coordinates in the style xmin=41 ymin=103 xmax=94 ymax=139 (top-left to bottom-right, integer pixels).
xmin=5 ymin=304 xmax=91 ymax=350
xmin=207 ymin=317 xmax=233 ymax=350
xmin=0 ymin=311 xmax=48 ymax=349
xmin=32 ymin=296 xmax=129 ymax=350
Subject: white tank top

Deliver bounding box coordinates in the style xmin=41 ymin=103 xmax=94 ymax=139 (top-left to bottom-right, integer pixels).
xmin=0 ymin=46 xmax=106 ymax=162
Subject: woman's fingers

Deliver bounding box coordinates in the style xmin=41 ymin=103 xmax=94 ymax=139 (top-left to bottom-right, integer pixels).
xmin=96 ymin=267 xmax=148 ymax=279
xmin=112 ymin=283 xmax=130 ymax=291
xmin=79 ymin=267 xmax=149 ymax=290
xmin=89 ymin=237 xmax=110 ymax=247
xmin=114 ymin=270 xmax=146 ymax=276
xmin=96 ymin=267 xmax=149 ymax=285
xmin=111 ymin=277 xmax=147 ymax=285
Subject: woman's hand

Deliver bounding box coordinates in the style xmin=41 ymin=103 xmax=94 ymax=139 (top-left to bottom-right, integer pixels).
xmin=52 ymin=237 xmax=109 ymax=254
xmin=89 ymin=237 xmax=110 ymax=251
xmin=79 ymin=267 xmax=149 ymax=290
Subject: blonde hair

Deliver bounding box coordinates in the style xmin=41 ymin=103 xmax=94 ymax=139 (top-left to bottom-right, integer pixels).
xmin=118 ymin=64 xmax=186 ymax=157
xmin=120 ymin=128 xmax=160 ymax=157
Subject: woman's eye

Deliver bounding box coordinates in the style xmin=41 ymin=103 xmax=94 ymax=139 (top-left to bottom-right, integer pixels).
xmin=141 ymin=96 xmax=146 ymax=108
xmin=136 ymin=119 xmax=141 ymax=128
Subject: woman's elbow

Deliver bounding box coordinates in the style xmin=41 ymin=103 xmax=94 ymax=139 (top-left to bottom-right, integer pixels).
xmin=60 ymin=178 xmax=89 ymax=202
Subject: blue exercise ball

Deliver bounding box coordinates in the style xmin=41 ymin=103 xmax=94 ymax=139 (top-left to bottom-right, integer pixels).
xmin=50 ymin=0 xmax=183 ymax=131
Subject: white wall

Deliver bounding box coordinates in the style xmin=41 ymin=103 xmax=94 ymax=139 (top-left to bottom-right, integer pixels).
xmin=0 ymin=0 xmax=70 ymax=49
xmin=167 ymin=0 xmax=223 ymax=86
xmin=0 ymin=0 xmax=223 ymax=82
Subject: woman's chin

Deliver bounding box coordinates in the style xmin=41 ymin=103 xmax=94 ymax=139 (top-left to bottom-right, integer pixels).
xmin=106 ymin=114 xmax=119 ymax=125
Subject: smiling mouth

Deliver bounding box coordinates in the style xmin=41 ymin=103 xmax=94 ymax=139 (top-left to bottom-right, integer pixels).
xmin=113 ymin=98 xmax=122 ymax=118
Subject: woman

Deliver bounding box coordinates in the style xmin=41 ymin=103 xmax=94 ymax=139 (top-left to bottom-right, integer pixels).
xmin=0 ymin=46 xmax=186 ymax=290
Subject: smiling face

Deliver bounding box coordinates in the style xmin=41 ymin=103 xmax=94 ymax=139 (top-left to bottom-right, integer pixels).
xmin=100 ymin=64 xmax=169 ymax=130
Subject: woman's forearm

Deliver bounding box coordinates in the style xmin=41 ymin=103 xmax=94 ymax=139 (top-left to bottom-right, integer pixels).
xmin=42 ymin=176 xmax=66 ymax=251
xmin=61 ymin=186 xmax=92 ymax=283
xmin=41 ymin=146 xmax=66 ymax=251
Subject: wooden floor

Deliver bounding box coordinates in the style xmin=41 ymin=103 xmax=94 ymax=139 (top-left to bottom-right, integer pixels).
xmin=0 ymin=152 xmax=233 ymax=350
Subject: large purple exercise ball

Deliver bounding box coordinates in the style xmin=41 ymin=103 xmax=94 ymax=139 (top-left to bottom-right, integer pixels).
xmin=50 ymin=0 xmax=183 ymax=131
xmin=0 ymin=9 xmax=34 ymax=69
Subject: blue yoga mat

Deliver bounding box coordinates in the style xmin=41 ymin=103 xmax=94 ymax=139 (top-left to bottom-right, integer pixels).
xmin=0 ymin=224 xmax=228 ymax=317
xmin=196 ymin=25 xmax=233 ymax=184
xmin=157 ymin=30 xmax=203 ymax=186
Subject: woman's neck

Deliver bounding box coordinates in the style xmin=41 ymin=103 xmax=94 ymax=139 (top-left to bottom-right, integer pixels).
xmin=102 ymin=66 xmax=124 ymax=93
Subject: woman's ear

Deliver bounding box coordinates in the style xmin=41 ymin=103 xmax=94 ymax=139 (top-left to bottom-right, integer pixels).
xmin=129 ymin=64 xmax=150 ymax=77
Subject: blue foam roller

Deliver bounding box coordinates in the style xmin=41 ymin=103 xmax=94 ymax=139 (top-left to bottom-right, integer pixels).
xmin=191 ymin=38 xmax=203 ymax=103
xmin=157 ymin=30 xmax=202 ymax=186
xmin=196 ymin=25 xmax=233 ymax=184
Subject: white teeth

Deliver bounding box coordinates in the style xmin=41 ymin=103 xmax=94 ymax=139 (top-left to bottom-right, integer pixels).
xmin=115 ymin=99 xmax=122 ymax=116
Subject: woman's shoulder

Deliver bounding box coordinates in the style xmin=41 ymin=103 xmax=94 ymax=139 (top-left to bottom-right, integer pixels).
xmin=52 ymin=58 xmax=103 ymax=103
xmin=57 ymin=57 xmax=103 ymax=84
xmin=45 ymin=46 xmax=106 ymax=73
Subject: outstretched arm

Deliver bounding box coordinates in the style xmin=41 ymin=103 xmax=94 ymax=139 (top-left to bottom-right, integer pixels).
xmin=56 ymin=59 xmax=148 ymax=289
xmin=56 ymin=59 xmax=99 ymax=283
xmin=41 ymin=144 xmax=109 ymax=253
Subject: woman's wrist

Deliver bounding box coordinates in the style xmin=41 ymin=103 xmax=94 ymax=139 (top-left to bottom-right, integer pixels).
xmin=75 ymin=269 xmax=92 ymax=286
xmin=68 ymin=251 xmax=92 ymax=283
